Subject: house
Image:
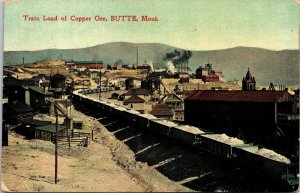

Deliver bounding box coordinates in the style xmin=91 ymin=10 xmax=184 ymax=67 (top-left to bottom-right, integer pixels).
xmin=124 ymin=88 xmax=150 ymax=101
xmin=163 ymin=93 xmax=183 ymax=111
xmin=163 ymin=93 xmax=184 ymax=120
xmin=35 ymin=124 xmax=68 ymax=142
xmin=123 ymin=95 xmax=145 ymax=113
xmin=150 ymin=104 xmax=174 ymax=120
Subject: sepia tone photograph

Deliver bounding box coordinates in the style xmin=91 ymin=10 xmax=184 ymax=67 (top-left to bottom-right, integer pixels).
xmin=1 ymin=0 xmax=299 ymax=192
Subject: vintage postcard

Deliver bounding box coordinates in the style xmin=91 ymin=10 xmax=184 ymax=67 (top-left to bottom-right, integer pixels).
xmin=2 ymin=0 xmax=299 ymax=192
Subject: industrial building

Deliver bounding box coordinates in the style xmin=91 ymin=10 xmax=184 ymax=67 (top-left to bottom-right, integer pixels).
xmin=4 ymin=78 xmax=52 ymax=113
xmin=195 ymin=63 xmax=223 ymax=82
xmin=184 ymin=68 xmax=299 ymax=154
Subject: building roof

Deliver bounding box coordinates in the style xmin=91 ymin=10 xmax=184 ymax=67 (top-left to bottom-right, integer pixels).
xmin=185 ymin=90 xmax=294 ymax=103
xmin=4 ymin=78 xmax=37 ymax=87
xmin=150 ymin=104 xmax=174 ymax=116
xmin=125 ymin=88 xmax=150 ymax=96
xmin=163 ymin=93 xmax=183 ymax=103
xmin=124 ymin=95 xmax=145 ymax=104
xmin=27 ymin=86 xmax=53 ymax=96
xmin=21 ymin=119 xmax=52 ymax=126
xmin=243 ymin=68 xmax=256 ymax=82
xmin=35 ymin=124 xmax=66 ymax=133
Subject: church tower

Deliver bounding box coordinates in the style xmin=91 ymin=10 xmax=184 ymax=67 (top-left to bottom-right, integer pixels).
xmin=242 ymin=68 xmax=256 ymax=91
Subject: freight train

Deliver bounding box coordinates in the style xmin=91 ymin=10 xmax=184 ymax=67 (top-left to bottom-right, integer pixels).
xmin=72 ymin=89 xmax=299 ymax=190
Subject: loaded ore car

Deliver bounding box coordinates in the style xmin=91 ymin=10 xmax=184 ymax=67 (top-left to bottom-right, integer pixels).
xmin=107 ymin=103 xmax=118 ymax=114
xmin=135 ymin=113 xmax=157 ymax=128
xmin=198 ymin=133 xmax=248 ymax=159
xmin=71 ymin=89 xmax=299 ymax=190
xmin=148 ymin=119 xmax=177 ymax=136
xmin=100 ymin=101 xmax=110 ymax=113
xmin=234 ymin=145 xmax=298 ymax=188
xmin=124 ymin=109 xmax=141 ymax=124
xmin=172 ymin=125 xmax=207 ymax=145
xmin=111 ymin=106 xmax=127 ymax=117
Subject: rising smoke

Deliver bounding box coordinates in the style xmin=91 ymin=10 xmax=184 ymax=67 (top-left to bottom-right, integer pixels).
xmin=167 ymin=61 xmax=177 ymax=74
xmin=148 ymin=62 xmax=154 ymax=72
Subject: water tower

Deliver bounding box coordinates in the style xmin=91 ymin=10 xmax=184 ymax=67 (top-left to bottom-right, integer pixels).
xmin=49 ymin=74 xmax=66 ymax=99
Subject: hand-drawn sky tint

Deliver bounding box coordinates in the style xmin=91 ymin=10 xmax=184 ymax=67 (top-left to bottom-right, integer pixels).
xmin=4 ymin=0 xmax=300 ymax=51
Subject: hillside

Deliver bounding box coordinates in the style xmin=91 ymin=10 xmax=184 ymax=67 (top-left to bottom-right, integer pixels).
xmin=4 ymin=42 xmax=299 ymax=86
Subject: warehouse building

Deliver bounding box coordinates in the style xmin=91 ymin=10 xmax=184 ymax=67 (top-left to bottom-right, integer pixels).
xmin=185 ymin=69 xmax=298 ymax=148
xmin=195 ymin=63 xmax=223 ymax=82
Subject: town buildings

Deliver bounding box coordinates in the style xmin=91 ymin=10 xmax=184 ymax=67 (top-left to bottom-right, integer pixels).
xmin=185 ymin=69 xmax=298 ymax=140
xmin=195 ymin=63 xmax=223 ymax=82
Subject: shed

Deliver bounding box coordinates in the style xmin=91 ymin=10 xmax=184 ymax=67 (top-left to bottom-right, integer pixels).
xmin=35 ymin=124 xmax=67 ymax=141
xmin=19 ymin=119 xmax=52 ymax=139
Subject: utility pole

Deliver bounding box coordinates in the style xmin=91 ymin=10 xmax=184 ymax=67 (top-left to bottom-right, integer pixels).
xmin=136 ymin=48 xmax=139 ymax=65
xmin=54 ymin=104 xmax=58 ymax=184
xmin=99 ymin=71 xmax=102 ymax=100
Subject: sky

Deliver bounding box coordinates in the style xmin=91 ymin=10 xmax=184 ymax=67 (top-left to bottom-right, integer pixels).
xmin=3 ymin=0 xmax=300 ymax=51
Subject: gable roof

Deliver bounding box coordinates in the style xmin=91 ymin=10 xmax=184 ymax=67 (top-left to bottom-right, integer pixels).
xmin=35 ymin=124 xmax=66 ymax=133
xmin=124 ymin=95 xmax=145 ymax=105
xmin=185 ymin=90 xmax=294 ymax=103
xmin=163 ymin=93 xmax=183 ymax=102
xmin=150 ymin=104 xmax=174 ymax=116
xmin=27 ymin=86 xmax=53 ymax=96
xmin=21 ymin=119 xmax=52 ymax=126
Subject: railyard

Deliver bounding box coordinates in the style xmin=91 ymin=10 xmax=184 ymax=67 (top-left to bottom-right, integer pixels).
xmin=2 ymin=60 xmax=299 ymax=192
xmin=2 ymin=102 xmax=286 ymax=192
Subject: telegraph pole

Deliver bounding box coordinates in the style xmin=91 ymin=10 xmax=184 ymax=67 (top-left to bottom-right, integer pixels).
xmin=54 ymin=104 xmax=58 ymax=184
xmin=136 ymin=47 xmax=139 ymax=65
xmin=99 ymin=71 xmax=102 ymax=100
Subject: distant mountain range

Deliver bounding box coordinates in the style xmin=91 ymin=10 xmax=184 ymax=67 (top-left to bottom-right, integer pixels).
xmin=4 ymin=42 xmax=299 ymax=86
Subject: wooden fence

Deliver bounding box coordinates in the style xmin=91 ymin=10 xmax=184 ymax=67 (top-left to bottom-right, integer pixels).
xmin=51 ymin=130 xmax=94 ymax=147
